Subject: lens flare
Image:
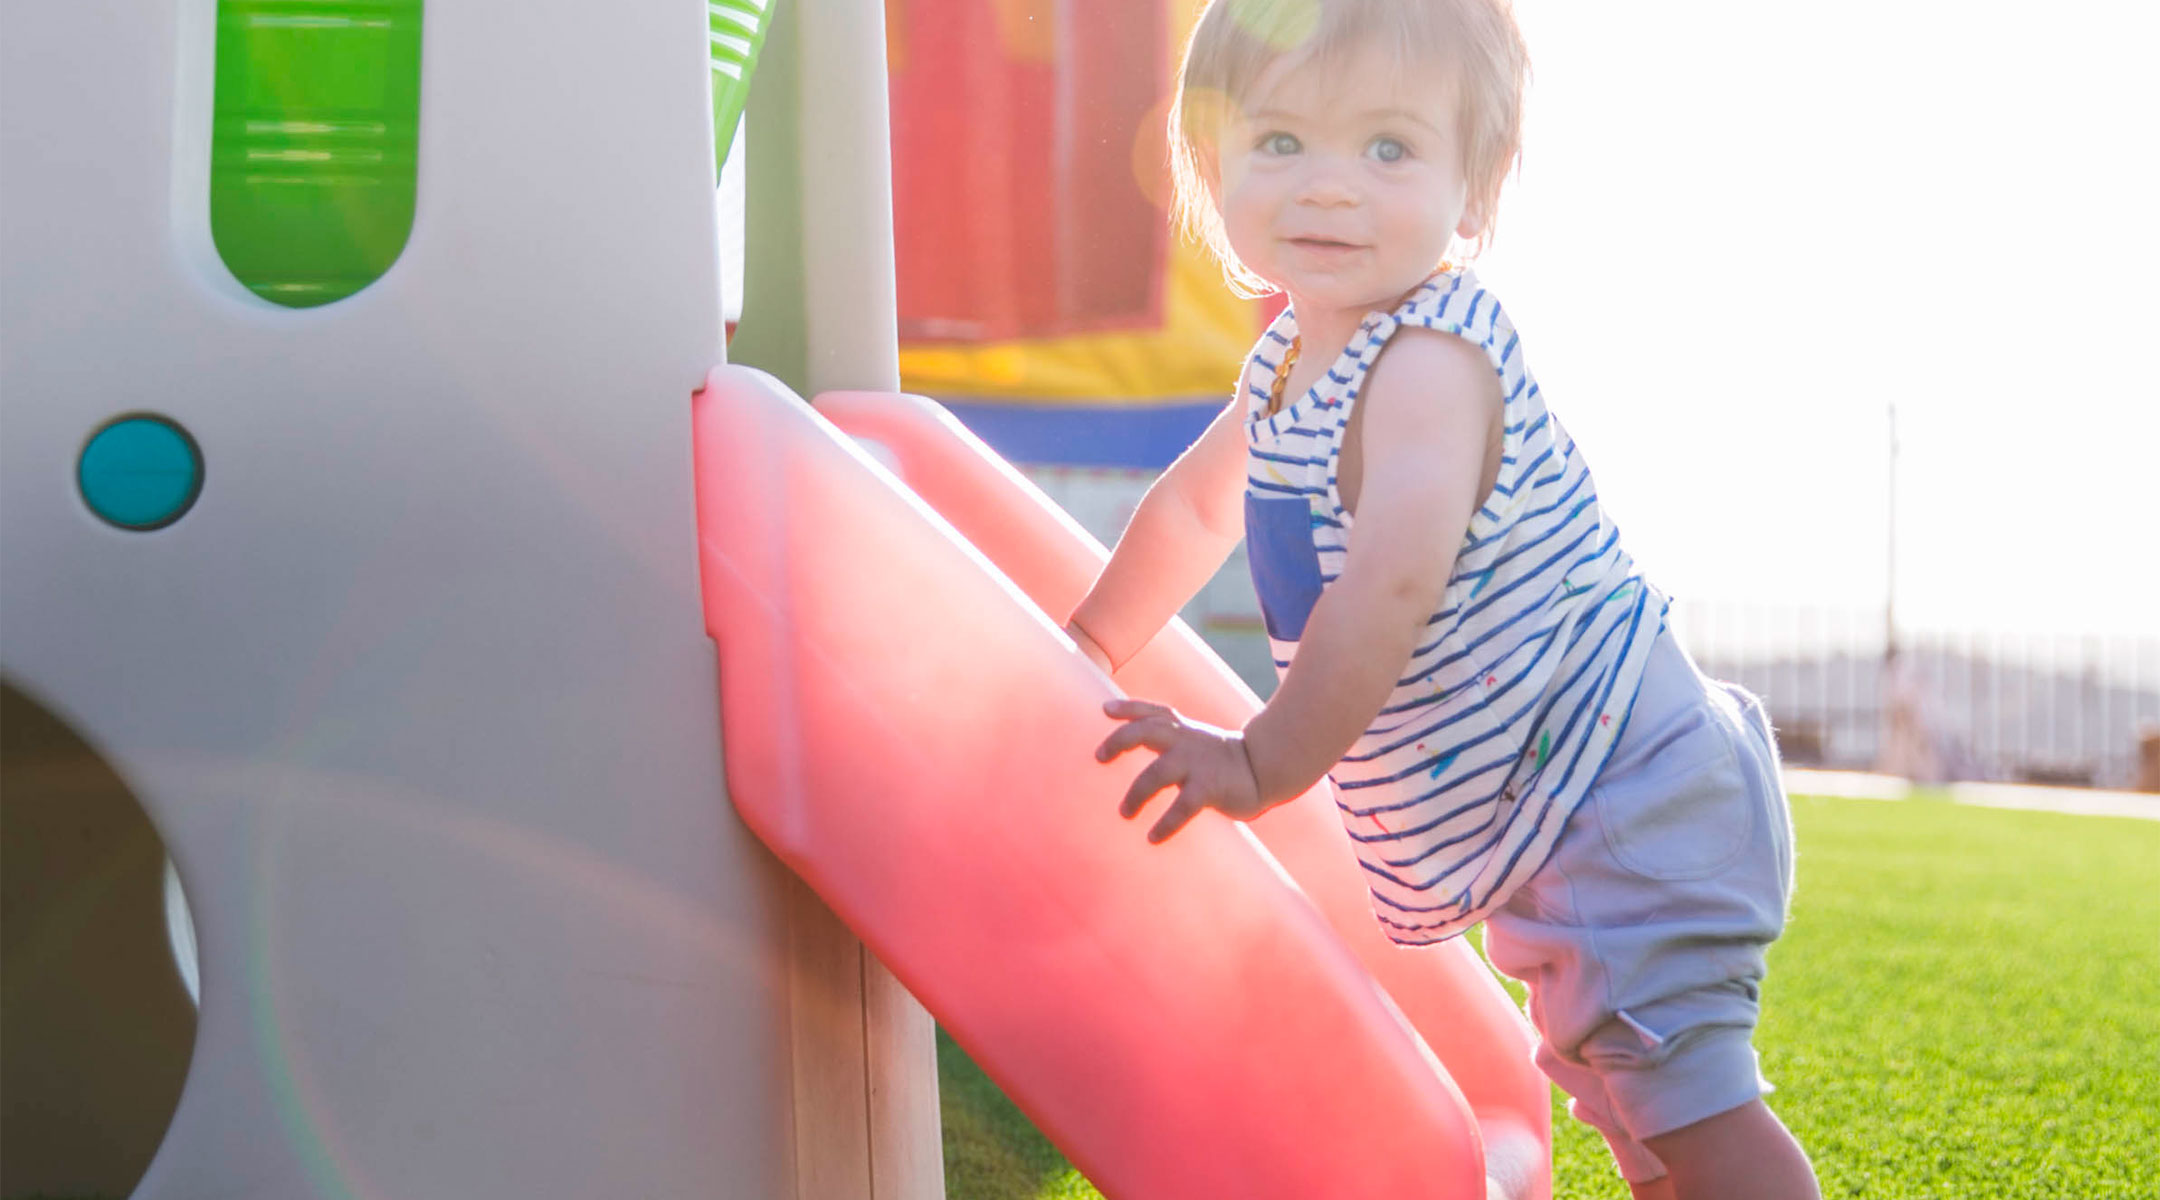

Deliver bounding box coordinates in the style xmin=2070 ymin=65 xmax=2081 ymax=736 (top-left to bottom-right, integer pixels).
xmin=175 ymin=752 xmax=764 ymax=1198
xmin=1226 ymin=0 xmax=1320 ymax=52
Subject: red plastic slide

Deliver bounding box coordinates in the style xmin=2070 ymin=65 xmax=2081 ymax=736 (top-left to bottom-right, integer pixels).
xmin=816 ymin=389 xmax=1552 ymax=1198
xmin=693 ymin=366 xmax=1545 ymax=1198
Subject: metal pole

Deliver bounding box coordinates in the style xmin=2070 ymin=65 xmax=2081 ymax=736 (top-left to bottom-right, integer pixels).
xmin=1885 ymin=401 xmax=1899 ymax=659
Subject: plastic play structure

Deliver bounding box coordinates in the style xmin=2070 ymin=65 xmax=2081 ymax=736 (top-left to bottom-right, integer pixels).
xmin=0 ymin=2 xmax=1549 ymax=1197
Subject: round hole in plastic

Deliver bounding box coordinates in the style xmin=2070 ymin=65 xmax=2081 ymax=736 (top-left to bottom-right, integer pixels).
xmin=0 ymin=681 xmax=196 ymax=1198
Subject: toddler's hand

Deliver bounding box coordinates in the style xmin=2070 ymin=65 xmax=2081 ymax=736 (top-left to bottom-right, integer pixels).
xmin=1095 ymin=699 xmax=1266 ymax=843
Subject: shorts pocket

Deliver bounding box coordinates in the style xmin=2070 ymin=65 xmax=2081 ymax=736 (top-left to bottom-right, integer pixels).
xmin=1593 ymin=707 xmax=1754 ymax=882
xmin=1244 ymin=492 xmax=1326 ymax=641
xmin=1719 ymin=682 xmax=1796 ymax=903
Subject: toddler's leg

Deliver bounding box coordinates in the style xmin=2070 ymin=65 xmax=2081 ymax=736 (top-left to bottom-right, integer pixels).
xmin=1640 ymin=1097 xmax=1818 ymax=1200
xmin=1491 ymin=884 xmax=1814 ymax=1197
xmin=1482 ymin=628 xmax=1820 ymax=1196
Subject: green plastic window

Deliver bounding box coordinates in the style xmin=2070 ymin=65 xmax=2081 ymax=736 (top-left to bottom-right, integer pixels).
xmin=210 ymin=0 xmax=422 ymax=308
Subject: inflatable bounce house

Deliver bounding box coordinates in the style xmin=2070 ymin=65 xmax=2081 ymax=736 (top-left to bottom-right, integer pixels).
xmin=0 ymin=1 xmax=1551 ymax=1197
xmin=884 ymin=0 xmax=1282 ymax=691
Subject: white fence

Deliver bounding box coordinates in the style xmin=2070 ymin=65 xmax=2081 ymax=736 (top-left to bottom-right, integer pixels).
xmin=1673 ymin=601 xmax=2158 ymax=790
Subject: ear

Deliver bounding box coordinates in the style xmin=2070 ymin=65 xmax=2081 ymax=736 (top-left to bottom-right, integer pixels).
xmin=1455 ymin=203 xmax=1485 ymax=242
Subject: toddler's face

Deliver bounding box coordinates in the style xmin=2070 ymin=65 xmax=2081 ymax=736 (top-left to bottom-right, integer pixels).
xmin=1216 ymin=42 xmax=1476 ymax=321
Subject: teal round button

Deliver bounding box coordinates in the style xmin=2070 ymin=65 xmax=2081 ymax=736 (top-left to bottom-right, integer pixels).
xmin=79 ymin=414 xmax=203 ymax=530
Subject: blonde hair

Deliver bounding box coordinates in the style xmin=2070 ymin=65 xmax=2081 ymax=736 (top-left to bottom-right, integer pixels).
xmin=1168 ymin=0 xmax=1530 ymax=296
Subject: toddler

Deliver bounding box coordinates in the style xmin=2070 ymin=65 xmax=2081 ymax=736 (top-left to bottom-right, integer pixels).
xmin=1064 ymin=2 xmax=1821 ymax=1196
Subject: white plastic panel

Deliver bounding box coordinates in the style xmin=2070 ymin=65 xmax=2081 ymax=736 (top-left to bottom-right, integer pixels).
xmin=0 ymin=1 xmax=793 ymax=1195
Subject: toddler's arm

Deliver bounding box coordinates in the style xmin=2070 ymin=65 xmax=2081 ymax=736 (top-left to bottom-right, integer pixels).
xmin=1064 ymin=397 xmax=1249 ymax=672
xmin=1096 ymin=329 xmax=1500 ymax=840
xmin=1242 ymin=329 xmax=1500 ymax=805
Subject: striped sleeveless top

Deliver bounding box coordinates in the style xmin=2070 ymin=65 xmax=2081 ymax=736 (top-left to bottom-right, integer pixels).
xmin=1241 ymin=268 xmax=1670 ymax=944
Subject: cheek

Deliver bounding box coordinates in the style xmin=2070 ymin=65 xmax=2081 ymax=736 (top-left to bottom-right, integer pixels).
xmin=1381 ymin=191 xmax=1459 ymax=252
xmin=1220 ymin=182 xmax=1275 ymax=252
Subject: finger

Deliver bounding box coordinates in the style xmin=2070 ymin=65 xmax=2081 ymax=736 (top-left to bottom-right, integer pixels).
xmin=1147 ymin=789 xmax=1204 ymax=844
xmin=1119 ymin=756 xmax=1183 ymax=820
xmin=1096 ymin=717 xmax=1177 ymax=763
xmin=1103 ymin=698 xmax=1173 ymax=721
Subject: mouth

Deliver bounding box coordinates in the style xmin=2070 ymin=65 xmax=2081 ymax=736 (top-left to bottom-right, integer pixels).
xmin=1285 ymin=236 xmax=1367 ymax=256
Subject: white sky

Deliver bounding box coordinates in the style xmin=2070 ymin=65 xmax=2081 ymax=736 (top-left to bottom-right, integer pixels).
xmin=1476 ymin=1 xmax=2159 ymax=638
xmin=722 ymin=5 xmax=2156 ymax=638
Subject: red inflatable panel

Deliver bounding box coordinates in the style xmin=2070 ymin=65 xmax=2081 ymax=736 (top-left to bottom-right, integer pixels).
xmin=693 ymin=366 xmax=1485 ymax=1198
xmin=817 ymin=389 xmax=1552 ymax=1200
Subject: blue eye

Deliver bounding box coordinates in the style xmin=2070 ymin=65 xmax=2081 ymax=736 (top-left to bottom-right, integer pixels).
xmin=1260 ymin=131 xmax=1301 ymax=155
xmin=1368 ymin=136 xmax=1409 ymax=163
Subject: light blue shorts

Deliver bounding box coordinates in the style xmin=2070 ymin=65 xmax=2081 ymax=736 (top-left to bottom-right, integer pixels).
xmin=1482 ymin=625 xmax=1795 ymax=1183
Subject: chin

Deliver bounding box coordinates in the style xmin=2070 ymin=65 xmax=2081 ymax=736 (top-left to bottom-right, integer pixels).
xmin=1280 ymin=275 xmax=1379 ymax=307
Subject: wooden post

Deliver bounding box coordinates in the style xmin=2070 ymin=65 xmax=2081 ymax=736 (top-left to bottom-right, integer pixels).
xmin=733 ymin=2 xmax=944 ymax=1197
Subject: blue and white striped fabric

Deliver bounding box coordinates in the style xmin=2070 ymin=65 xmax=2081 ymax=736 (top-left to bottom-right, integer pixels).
xmin=1241 ymin=268 xmax=1670 ymax=945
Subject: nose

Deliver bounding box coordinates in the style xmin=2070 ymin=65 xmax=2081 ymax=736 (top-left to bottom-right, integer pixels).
xmin=1293 ymin=157 xmax=1360 ymax=208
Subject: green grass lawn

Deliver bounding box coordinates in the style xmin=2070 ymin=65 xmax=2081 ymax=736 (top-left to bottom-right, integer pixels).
xmin=939 ymin=794 xmax=2160 ymax=1198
